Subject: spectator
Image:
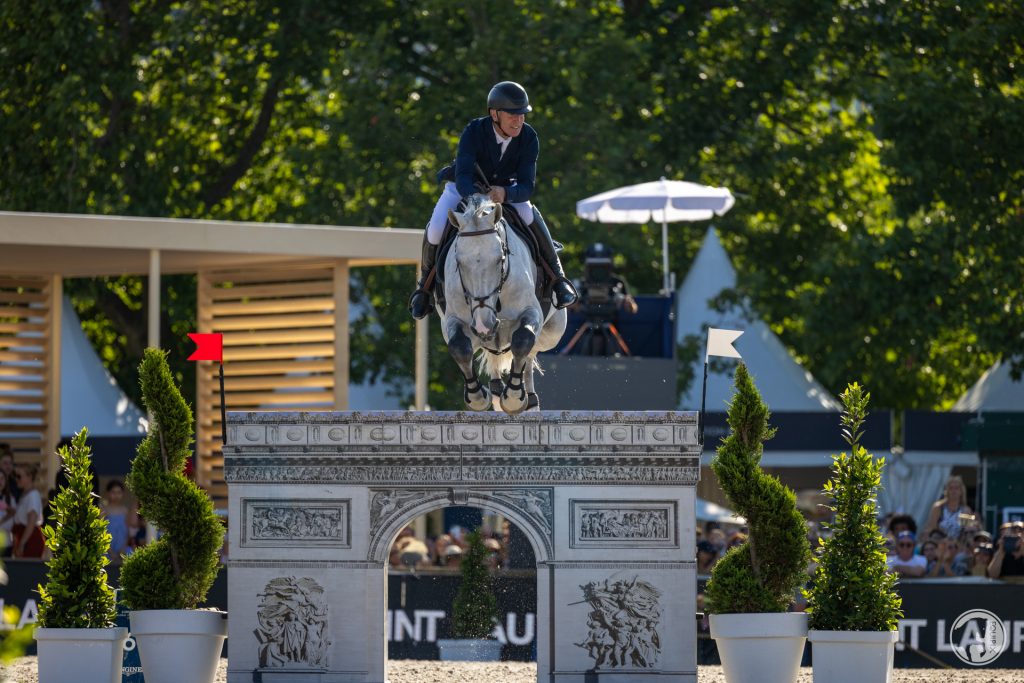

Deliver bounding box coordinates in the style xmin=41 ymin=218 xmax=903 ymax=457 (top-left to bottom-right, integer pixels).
xmin=886 ymin=531 xmax=927 ymax=578
xmin=442 ymin=544 xmax=463 ymax=569
xmin=0 ymin=469 xmax=16 ymax=539
xmin=727 ymin=531 xmax=748 ymax=550
xmin=706 ymin=528 xmax=727 ymax=555
xmin=887 ymin=513 xmax=918 ymax=537
xmin=11 ymin=463 xmax=44 ymax=558
xmin=920 ymin=540 xmax=939 ymax=566
xmin=434 ymin=533 xmax=455 ymax=566
xmin=393 ymin=535 xmax=431 ymax=570
xmin=971 ymin=544 xmax=994 ymax=577
xmin=101 ymin=480 xmax=132 ymax=563
xmin=927 ymin=528 xmax=948 ymax=544
xmin=696 ymin=540 xmax=718 ymax=574
xmin=0 ymin=444 xmax=18 ymax=501
xmin=987 ymin=522 xmax=1024 ymax=579
xmin=922 ymin=475 xmax=973 ymax=540
xmin=128 ymin=499 xmax=147 ymax=551
xmin=971 ymin=530 xmax=993 ymax=552
xmin=483 ymin=537 xmax=503 ymax=570
xmin=927 ymin=537 xmax=967 ymax=577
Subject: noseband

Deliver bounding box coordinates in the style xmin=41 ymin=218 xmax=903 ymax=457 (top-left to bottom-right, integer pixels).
xmin=456 ymin=224 xmax=511 ymax=337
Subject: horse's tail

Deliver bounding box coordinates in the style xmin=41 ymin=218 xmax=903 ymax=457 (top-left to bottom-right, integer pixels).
xmin=480 ymin=349 xmax=513 ymax=381
xmin=479 ymin=350 xmax=543 ymax=379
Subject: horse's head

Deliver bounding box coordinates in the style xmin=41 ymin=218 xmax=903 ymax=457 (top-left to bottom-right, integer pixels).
xmin=448 ymin=194 xmax=508 ymax=340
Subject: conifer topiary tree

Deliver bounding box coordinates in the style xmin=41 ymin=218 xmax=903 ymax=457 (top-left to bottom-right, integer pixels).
xmin=37 ymin=428 xmax=117 ymax=628
xmin=451 ymin=529 xmax=499 ymax=639
xmin=705 ymin=363 xmax=811 ymax=613
xmin=806 ymin=383 xmax=902 ymax=631
xmin=119 ymin=348 xmax=223 ymax=610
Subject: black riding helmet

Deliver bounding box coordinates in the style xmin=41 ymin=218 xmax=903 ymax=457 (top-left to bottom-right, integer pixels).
xmin=487 ymin=81 xmax=532 ymax=114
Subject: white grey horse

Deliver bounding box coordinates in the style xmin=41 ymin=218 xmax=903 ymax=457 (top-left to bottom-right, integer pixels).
xmin=437 ymin=194 xmax=567 ymax=414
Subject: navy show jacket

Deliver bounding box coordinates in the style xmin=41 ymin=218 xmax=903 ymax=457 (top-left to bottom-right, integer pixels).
xmin=437 ymin=116 xmax=539 ymax=204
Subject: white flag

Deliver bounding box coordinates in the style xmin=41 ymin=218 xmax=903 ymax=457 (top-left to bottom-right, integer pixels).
xmin=706 ymin=328 xmax=743 ymax=361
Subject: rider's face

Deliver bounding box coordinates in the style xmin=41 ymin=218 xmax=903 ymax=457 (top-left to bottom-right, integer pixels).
xmin=491 ymin=110 xmax=525 ymax=137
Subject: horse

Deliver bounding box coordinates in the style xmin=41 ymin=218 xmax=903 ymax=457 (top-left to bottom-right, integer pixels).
xmin=436 ymin=194 xmax=567 ymax=414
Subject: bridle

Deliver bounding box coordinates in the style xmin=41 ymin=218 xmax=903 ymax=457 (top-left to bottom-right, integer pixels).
xmin=455 ymin=221 xmax=511 ymax=339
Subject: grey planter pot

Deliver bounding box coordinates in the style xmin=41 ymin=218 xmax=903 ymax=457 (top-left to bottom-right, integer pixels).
xmin=129 ymin=609 xmax=227 ymax=683
xmin=808 ymin=629 xmax=898 ymax=683
xmin=35 ymin=627 xmax=129 ymax=683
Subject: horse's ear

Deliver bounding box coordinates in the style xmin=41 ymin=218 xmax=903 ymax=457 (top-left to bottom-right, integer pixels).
xmin=493 ymin=203 xmax=502 ymax=225
xmin=448 ymin=209 xmax=462 ymax=230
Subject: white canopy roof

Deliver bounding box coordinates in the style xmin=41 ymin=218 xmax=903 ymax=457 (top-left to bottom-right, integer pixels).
xmin=576 ymin=178 xmax=735 ymax=224
xmin=953 ymin=359 xmax=1024 ymax=412
xmin=677 ymin=228 xmax=840 ymax=412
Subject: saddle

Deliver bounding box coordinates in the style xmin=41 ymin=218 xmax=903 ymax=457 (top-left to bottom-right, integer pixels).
xmin=431 ymin=202 xmax=557 ymax=321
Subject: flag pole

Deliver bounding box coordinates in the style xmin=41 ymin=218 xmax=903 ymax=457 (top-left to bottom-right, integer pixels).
xmin=699 ymin=359 xmax=709 ymax=449
xmin=219 ymin=360 xmax=227 ymax=446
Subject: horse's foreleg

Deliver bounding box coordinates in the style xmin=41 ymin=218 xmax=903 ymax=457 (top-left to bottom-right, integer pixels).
xmin=500 ymin=314 xmax=540 ymax=415
xmin=524 ymin=361 xmax=540 ymax=412
xmin=447 ymin=319 xmax=489 ymax=411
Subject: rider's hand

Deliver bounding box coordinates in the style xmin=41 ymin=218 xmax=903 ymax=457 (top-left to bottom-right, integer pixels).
xmin=488 ymin=186 xmax=506 ymax=204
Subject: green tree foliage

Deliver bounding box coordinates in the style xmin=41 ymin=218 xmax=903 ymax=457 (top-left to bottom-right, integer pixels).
xmin=451 ymin=529 xmax=500 ymax=639
xmin=119 ymin=349 xmax=223 ymax=610
xmin=36 ymin=428 xmax=118 ymax=628
xmin=2 ymin=1 xmax=1021 ymax=409
xmin=704 ymin=364 xmax=810 ymax=613
xmin=805 ymin=383 xmax=902 ymax=631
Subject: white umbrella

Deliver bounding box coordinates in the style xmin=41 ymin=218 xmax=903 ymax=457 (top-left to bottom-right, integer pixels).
xmin=576 ymin=177 xmax=736 ymax=293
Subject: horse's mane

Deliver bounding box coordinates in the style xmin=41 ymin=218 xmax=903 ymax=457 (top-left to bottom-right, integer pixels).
xmin=463 ymin=194 xmax=498 ymax=221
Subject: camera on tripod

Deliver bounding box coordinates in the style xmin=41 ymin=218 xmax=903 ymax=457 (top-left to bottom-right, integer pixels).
xmin=581 ymin=245 xmax=620 ymax=321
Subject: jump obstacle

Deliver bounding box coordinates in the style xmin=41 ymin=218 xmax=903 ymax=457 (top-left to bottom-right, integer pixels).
xmin=224 ymin=410 xmax=700 ymax=683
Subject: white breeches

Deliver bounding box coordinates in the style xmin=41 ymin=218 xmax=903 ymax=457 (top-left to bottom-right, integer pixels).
xmin=427 ymin=182 xmax=533 ymax=244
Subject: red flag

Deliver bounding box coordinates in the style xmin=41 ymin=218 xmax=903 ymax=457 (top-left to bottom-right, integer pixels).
xmin=187 ymin=333 xmax=223 ymax=362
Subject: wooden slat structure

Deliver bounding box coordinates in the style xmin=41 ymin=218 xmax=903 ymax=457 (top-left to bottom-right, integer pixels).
xmin=0 ymin=275 xmax=61 ymax=485
xmin=196 ymin=261 xmax=350 ymax=502
xmin=0 ymin=211 xmax=420 ymax=500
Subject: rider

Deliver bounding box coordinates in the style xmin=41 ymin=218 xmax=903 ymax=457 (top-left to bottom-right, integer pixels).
xmin=408 ymin=81 xmax=578 ymax=319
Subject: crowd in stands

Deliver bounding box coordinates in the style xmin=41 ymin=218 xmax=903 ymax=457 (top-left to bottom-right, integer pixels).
xmin=696 ymin=476 xmax=1024 ymax=581
xmin=1 ymin=441 xmax=149 ymax=562
xmin=388 ymin=521 xmax=509 ymax=572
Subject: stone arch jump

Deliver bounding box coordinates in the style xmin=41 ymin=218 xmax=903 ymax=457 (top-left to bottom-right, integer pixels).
xmin=224 ymin=411 xmax=700 ymax=683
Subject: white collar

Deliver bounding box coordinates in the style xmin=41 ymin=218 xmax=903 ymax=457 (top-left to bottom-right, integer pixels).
xmin=493 ymin=125 xmax=511 ymax=155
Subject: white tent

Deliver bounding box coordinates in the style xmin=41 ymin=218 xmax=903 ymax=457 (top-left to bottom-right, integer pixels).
xmin=953 ymin=359 xmax=1024 ymax=412
xmin=61 ymin=297 xmax=147 ymax=437
xmin=676 ymin=228 xmax=840 ymax=413
xmin=696 ymin=497 xmax=744 ymax=524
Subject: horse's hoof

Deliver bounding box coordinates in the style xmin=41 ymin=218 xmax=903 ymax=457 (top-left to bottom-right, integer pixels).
xmin=500 ymin=397 xmax=527 ymax=416
xmin=525 ymin=393 xmax=540 ymax=412
xmin=500 ymin=389 xmax=527 ymax=415
xmin=464 ymin=386 xmax=491 ymax=411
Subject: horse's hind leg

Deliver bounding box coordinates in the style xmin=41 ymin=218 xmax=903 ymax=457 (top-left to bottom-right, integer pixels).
xmin=447 ymin=319 xmax=489 ymax=411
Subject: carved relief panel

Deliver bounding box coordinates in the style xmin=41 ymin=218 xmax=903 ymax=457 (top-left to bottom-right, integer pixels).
xmin=241 ymin=499 xmax=350 ymax=548
xmin=570 ymin=500 xmax=678 ymax=549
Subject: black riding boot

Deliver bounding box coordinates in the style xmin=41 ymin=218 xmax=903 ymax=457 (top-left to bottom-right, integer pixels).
xmin=408 ymin=235 xmax=438 ymax=319
xmin=529 ymin=208 xmax=578 ymax=309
